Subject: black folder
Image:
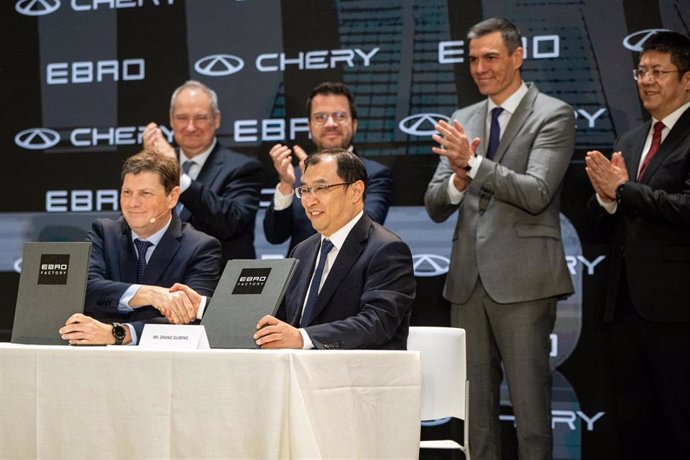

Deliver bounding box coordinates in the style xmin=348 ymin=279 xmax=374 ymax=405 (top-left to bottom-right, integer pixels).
xmin=201 ymin=258 xmax=299 ymax=348
xmin=11 ymin=242 xmax=91 ymax=345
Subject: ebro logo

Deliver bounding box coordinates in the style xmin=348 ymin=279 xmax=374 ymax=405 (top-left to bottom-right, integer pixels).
xmin=15 ymin=0 xmax=60 ymax=16
xmin=195 ymin=54 xmax=245 ymax=76
xmin=412 ymin=254 xmax=450 ymax=277
xmin=15 ymin=128 xmax=60 ymax=150
xmin=399 ymin=113 xmax=450 ymax=136
xmin=623 ymin=29 xmax=670 ymax=52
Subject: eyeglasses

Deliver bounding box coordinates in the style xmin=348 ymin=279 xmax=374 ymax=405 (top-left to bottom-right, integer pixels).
xmin=311 ymin=111 xmax=350 ymax=125
xmin=633 ymin=68 xmax=685 ymax=81
xmin=173 ymin=114 xmax=214 ymax=125
xmin=295 ymin=182 xmax=354 ymax=198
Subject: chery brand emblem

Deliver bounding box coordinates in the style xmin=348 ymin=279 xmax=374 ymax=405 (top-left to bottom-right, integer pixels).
xmin=15 ymin=128 xmax=60 ymax=150
xmin=399 ymin=113 xmax=450 ymax=136
xmin=623 ymin=29 xmax=670 ymax=52
xmin=15 ymin=0 xmax=60 ymax=16
xmin=412 ymin=254 xmax=450 ymax=277
xmin=194 ymin=54 xmax=245 ymax=76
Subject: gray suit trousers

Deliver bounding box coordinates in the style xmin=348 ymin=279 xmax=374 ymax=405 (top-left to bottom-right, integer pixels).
xmin=451 ymin=279 xmax=556 ymax=460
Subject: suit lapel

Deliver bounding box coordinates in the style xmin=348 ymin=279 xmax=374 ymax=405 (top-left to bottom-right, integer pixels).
xmin=305 ymin=215 xmax=369 ymax=325
xmin=288 ymin=237 xmax=320 ymax=326
xmin=627 ymin=122 xmax=649 ymax=182
xmin=179 ymin=143 xmax=223 ymax=221
xmin=142 ymin=215 xmax=182 ymax=285
xmin=493 ymin=84 xmax=537 ymax=163
xmin=119 ymin=219 xmax=139 ymax=283
xmin=638 ymin=108 xmax=690 ymax=183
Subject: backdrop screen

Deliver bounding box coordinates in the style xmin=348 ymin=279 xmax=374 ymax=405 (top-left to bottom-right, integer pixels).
xmin=2 ymin=1 xmax=689 ymax=458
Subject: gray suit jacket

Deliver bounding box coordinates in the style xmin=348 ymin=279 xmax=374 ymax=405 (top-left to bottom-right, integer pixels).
xmin=425 ymin=83 xmax=575 ymax=305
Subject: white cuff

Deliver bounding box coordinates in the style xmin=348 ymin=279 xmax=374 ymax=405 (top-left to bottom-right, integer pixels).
xmin=447 ymin=174 xmax=466 ymax=205
xmin=273 ymin=185 xmax=295 ymax=211
xmin=596 ymin=193 xmax=618 ymax=214
xmin=299 ymin=328 xmax=314 ymax=349
xmin=179 ymin=173 xmax=192 ymax=193
xmin=196 ymin=296 xmax=208 ymax=320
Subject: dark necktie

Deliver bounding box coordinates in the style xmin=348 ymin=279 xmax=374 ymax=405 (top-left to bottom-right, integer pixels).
xmin=176 ymin=161 xmax=196 ymax=215
xmin=134 ymin=239 xmax=153 ymax=283
xmin=486 ymin=107 xmax=504 ymax=160
xmin=637 ymin=121 xmax=665 ymax=180
xmin=182 ymin=160 xmax=195 ymax=176
xmin=300 ymin=239 xmax=334 ymax=327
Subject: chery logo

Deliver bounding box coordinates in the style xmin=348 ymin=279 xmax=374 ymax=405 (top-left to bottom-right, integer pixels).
xmin=399 ymin=113 xmax=450 ymax=136
xmin=412 ymin=254 xmax=450 ymax=277
xmin=15 ymin=0 xmax=60 ymax=16
xmin=15 ymin=128 xmax=60 ymax=150
xmin=623 ymin=29 xmax=670 ymax=52
xmin=194 ymin=54 xmax=245 ymax=76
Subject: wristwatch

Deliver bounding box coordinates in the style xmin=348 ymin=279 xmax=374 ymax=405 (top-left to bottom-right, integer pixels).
xmin=112 ymin=323 xmax=126 ymax=345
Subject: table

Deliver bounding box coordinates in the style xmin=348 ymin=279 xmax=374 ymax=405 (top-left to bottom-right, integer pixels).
xmin=0 ymin=344 xmax=420 ymax=459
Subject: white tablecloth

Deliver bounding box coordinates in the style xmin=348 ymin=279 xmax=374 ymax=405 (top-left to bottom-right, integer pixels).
xmin=0 ymin=344 xmax=421 ymax=459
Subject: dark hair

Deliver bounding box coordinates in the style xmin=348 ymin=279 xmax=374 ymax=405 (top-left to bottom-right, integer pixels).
xmin=121 ymin=150 xmax=180 ymax=194
xmin=303 ymin=148 xmax=368 ymax=199
xmin=306 ymin=82 xmax=358 ymax=120
xmin=641 ymin=31 xmax=690 ymax=77
xmin=467 ymin=17 xmax=522 ymax=54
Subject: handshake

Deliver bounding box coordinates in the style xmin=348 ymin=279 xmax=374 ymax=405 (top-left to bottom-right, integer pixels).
xmin=59 ymin=283 xmax=203 ymax=346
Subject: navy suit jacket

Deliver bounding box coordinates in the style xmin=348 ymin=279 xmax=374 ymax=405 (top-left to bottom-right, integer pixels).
xmin=179 ymin=141 xmax=264 ymax=260
xmin=84 ymin=214 xmax=222 ymax=336
xmin=591 ymin=106 xmax=690 ymax=322
xmin=263 ymin=151 xmax=392 ymax=253
xmin=276 ymin=214 xmax=415 ymax=350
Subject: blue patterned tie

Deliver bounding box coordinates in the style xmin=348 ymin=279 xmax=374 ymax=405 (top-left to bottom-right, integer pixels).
xmin=486 ymin=107 xmax=504 ymax=160
xmin=134 ymin=239 xmax=153 ymax=283
xmin=176 ymin=160 xmax=195 ymax=215
xmin=300 ymin=239 xmax=334 ymax=327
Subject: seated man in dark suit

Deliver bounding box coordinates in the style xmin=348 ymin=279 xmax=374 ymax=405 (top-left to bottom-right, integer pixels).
xmin=254 ymin=148 xmax=415 ymax=349
xmin=59 ymin=150 xmax=222 ymax=345
xmin=142 ymin=80 xmax=264 ymax=260
xmin=263 ymin=82 xmax=393 ymax=253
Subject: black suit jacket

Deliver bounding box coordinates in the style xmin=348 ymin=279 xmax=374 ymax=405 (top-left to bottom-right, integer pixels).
xmin=263 ymin=152 xmax=392 ymax=253
xmin=276 ymin=214 xmax=415 ymax=349
xmin=179 ymin=142 xmax=264 ymax=260
xmin=84 ymin=214 xmax=222 ymax=335
xmin=593 ymin=107 xmax=690 ymax=322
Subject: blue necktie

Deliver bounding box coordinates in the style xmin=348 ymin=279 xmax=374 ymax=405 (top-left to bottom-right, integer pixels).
xmin=300 ymin=239 xmax=334 ymax=327
xmin=176 ymin=160 xmax=195 ymax=215
xmin=134 ymin=239 xmax=153 ymax=283
xmin=486 ymin=107 xmax=504 ymax=160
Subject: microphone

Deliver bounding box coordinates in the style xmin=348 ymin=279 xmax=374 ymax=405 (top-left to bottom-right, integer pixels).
xmin=148 ymin=209 xmax=170 ymax=225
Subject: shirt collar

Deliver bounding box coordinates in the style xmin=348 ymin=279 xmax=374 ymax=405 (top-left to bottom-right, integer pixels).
xmin=179 ymin=138 xmax=217 ymax=170
xmin=488 ymin=81 xmax=528 ymax=114
xmin=654 ymin=102 xmax=690 ymax=131
xmin=320 ymin=210 xmax=364 ymax=251
xmin=131 ymin=215 xmax=172 ymax=246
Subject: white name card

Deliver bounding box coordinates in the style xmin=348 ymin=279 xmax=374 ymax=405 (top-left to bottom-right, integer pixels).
xmin=139 ymin=324 xmax=210 ymax=350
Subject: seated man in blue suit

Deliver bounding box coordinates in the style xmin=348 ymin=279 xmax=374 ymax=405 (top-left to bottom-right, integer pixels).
xmin=263 ymin=82 xmax=393 ymax=253
xmin=59 ymin=150 xmax=222 ymax=345
xmin=254 ymin=148 xmax=415 ymax=349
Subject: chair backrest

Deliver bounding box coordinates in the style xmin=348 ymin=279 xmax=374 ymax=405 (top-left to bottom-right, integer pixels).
xmin=407 ymin=326 xmax=467 ymax=421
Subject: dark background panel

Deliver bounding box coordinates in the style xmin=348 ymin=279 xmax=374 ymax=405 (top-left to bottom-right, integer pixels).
xmin=2 ymin=1 xmax=690 ymax=458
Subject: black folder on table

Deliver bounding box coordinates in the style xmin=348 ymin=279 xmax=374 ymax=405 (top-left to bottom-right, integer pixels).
xmin=11 ymin=242 xmax=91 ymax=345
xmin=201 ymin=258 xmax=299 ymax=348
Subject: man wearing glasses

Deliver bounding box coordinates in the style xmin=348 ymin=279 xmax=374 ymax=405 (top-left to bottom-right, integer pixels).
xmin=254 ymin=148 xmax=415 ymax=350
xmin=585 ymin=31 xmax=690 ymax=458
xmin=263 ymin=82 xmax=392 ymax=253
xmin=142 ymin=80 xmax=264 ymax=261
